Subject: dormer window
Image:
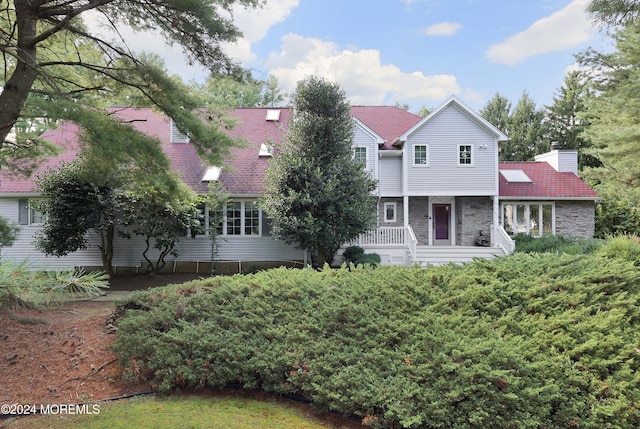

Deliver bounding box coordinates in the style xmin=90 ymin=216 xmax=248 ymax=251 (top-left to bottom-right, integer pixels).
xmin=171 ymin=119 xmax=189 ymax=143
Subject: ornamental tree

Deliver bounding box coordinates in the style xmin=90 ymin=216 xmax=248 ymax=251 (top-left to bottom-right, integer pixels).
xmin=263 ymin=76 xmax=377 ymax=267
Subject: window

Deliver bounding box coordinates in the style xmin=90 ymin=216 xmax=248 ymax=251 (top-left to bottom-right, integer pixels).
xmin=18 ymin=199 xmax=45 ymax=225
xmin=502 ymin=202 xmax=554 ymax=237
xmin=458 ymin=144 xmax=473 ymax=166
xmin=226 ymin=201 xmax=242 ymax=235
xmin=244 ymin=201 xmax=260 ymax=236
xmin=414 ymin=145 xmax=428 ymax=166
xmin=384 ymin=202 xmax=397 ymax=223
xmin=30 ymin=205 xmax=46 ymax=225
xmin=195 ymin=201 xmax=262 ymax=237
xmin=354 ymin=147 xmax=367 ymax=165
xmin=214 ymin=201 xmax=262 ymax=237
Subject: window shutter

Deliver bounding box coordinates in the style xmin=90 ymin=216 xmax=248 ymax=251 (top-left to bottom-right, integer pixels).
xmin=18 ymin=199 xmax=29 ymax=225
xmin=261 ymin=211 xmax=271 ymax=237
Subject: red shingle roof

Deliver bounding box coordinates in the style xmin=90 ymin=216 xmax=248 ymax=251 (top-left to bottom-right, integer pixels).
xmin=499 ymin=162 xmax=599 ymax=199
xmin=0 ymin=107 xmax=597 ymax=202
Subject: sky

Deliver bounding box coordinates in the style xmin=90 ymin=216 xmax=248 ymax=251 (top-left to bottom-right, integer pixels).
xmin=90 ymin=0 xmax=613 ymax=112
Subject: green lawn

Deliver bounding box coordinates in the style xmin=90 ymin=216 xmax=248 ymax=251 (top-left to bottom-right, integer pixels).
xmin=5 ymin=393 xmax=361 ymax=429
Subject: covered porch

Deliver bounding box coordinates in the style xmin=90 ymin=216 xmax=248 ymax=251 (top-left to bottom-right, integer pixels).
xmin=345 ymin=225 xmax=513 ymax=266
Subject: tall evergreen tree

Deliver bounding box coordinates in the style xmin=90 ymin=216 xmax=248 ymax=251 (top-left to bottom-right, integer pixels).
xmin=580 ymin=20 xmax=640 ymax=189
xmin=263 ymin=76 xmax=377 ymax=267
xmin=588 ymin=0 xmax=640 ymax=27
xmin=480 ymin=92 xmax=511 ymax=135
xmin=545 ymin=71 xmax=601 ymax=169
xmin=502 ymin=92 xmax=549 ymax=161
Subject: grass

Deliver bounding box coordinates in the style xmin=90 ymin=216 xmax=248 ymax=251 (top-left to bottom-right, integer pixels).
xmin=4 ymin=393 xmax=361 ymax=429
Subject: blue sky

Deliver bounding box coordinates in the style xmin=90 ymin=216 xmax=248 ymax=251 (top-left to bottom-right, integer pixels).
xmin=90 ymin=0 xmax=612 ymax=112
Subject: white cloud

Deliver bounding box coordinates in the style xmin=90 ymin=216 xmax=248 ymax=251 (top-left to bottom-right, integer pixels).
xmin=485 ymin=0 xmax=594 ymax=66
xmin=223 ymin=0 xmax=299 ymax=64
xmin=421 ymin=22 xmax=462 ymax=37
xmin=266 ymin=33 xmax=460 ymax=105
xmin=82 ymin=1 xmax=300 ymax=81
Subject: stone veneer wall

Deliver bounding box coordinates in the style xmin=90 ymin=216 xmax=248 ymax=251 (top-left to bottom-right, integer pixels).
xmin=377 ymin=198 xmax=404 ymax=227
xmin=408 ymin=196 xmax=430 ymax=245
xmin=456 ymin=197 xmax=493 ymax=246
xmin=555 ymin=201 xmax=595 ymax=239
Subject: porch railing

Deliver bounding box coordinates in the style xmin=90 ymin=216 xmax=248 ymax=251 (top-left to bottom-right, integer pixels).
xmin=492 ymin=224 xmax=516 ymax=254
xmin=351 ymin=227 xmax=407 ymax=246
xmin=405 ymin=225 xmax=417 ymax=261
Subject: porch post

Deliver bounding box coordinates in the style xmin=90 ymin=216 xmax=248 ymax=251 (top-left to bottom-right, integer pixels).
xmin=491 ymin=195 xmax=499 ymax=247
xmin=403 ymin=196 xmax=409 ymax=227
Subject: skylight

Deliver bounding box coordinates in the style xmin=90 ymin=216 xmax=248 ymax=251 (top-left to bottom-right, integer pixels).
xmin=265 ymin=109 xmax=280 ymax=121
xmin=259 ymin=143 xmax=273 ymax=157
xmin=500 ymin=169 xmax=532 ymax=183
xmin=201 ymin=166 xmax=222 ymax=182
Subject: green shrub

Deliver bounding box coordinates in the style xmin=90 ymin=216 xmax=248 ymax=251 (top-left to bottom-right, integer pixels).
xmin=356 ymin=253 xmax=380 ymax=266
xmin=342 ymin=245 xmax=364 ymax=263
xmin=596 ymin=234 xmax=640 ymax=265
xmin=515 ymin=233 xmax=603 ymax=255
xmin=113 ymin=253 xmax=640 ymax=428
xmin=342 ymin=245 xmax=380 ymax=266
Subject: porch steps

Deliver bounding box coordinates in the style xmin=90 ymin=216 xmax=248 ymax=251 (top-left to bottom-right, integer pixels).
xmin=414 ymin=246 xmax=506 ymax=266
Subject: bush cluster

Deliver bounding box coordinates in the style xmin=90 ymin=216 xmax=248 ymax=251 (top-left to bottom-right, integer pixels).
xmin=342 ymin=245 xmax=381 ymax=266
xmin=514 ymin=233 xmax=604 ymax=255
xmin=113 ymin=240 xmax=640 ymax=428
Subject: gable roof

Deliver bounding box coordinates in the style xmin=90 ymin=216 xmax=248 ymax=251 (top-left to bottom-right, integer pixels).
xmin=399 ymin=95 xmax=510 ymax=143
xmin=499 ymin=162 xmax=599 ymax=200
xmin=0 ymin=103 xmax=597 ymax=202
xmin=351 ymin=106 xmax=422 ymax=150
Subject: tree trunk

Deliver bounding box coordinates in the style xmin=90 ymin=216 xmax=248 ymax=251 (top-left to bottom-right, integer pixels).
xmin=0 ymin=0 xmax=39 ymax=145
xmin=99 ymin=224 xmax=115 ymax=276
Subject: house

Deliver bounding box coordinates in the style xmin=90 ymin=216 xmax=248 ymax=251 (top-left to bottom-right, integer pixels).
xmin=0 ymin=96 xmax=599 ymax=272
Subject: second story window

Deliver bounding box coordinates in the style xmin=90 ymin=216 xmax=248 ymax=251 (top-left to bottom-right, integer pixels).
xmin=354 ymin=147 xmax=367 ymax=165
xmin=458 ymin=144 xmax=473 ymax=166
xmin=414 ymin=145 xmax=428 ymax=166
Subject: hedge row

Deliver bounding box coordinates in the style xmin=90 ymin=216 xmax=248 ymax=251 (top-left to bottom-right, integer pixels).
xmin=113 ymin=242 xmax=640 ymax=428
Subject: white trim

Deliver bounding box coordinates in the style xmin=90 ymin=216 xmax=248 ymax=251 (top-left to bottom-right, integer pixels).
xmin=383 ymin=202 xmax=397 ymax=223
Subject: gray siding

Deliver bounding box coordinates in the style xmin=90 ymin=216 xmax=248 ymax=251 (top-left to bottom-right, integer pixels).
xmin=379 ymin=157 xmax=402 ymax=196
xmin=0 ymin=198 xmax=304 ymax=270
xmin=406 ymin=105 xmax=498 ymax=196
xmin=353 ymin=126 xmax=377 ymax=181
